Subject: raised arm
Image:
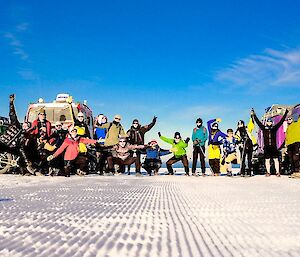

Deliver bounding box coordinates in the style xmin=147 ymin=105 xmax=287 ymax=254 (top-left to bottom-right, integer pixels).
xmin=142 ymin=116 xmax=157 ymax=133
xmin=207 ymin=119 xmax=216 ymax=134
xmin=9 ymin=94 xmax=21 ymax=128
xmin=159 ymin=135 xmax=174 ymax=145
xmin=251 ymin=110 xmax=264 ymax=130
xmin=274 ymin=109 xmax=288 ymax=131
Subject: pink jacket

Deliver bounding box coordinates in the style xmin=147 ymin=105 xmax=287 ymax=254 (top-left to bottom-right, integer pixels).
xmin=53 ymin=137 xmax=96 ymax=161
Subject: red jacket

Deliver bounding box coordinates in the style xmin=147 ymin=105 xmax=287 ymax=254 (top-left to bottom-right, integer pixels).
xmin=53 ymin=137 xmax=97 ymax=161
xmin=31 ymin=119 xmax=52 ymax=137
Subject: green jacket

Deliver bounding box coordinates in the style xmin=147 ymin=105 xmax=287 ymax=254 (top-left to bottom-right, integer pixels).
xmin=160 ymin=135 xmax=188 ymax=158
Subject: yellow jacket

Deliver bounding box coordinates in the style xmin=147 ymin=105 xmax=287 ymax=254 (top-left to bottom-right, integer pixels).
xmin=286 ymin=119 xmax=300 ymax=146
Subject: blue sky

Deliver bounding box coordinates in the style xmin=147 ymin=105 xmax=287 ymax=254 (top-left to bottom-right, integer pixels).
xmin=1 ymin=0 xmax=300 ymax=156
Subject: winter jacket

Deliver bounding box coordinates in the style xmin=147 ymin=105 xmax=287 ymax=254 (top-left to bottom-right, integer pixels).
xmin=31 ymin=119 xmax=52 ymax=138
xmin=53 ymin=137 xmax=97 ymax=161
xmin=286 ymin=118 xmax=300 ymax=146
xmin=159 ymin=135 xmax=188 ymax=158
xmin=70 ymin=104 xmax=91 ymax=138
xmin=235 ymin=117 xmax=257 ymax=148
xmin=207 ymin=119 xmax=227 ymax=145
xmin=112 ymin=143 xmax=145 ymax=160
xmin=94 ymin=127 xmax=107 ymax=141
xmin=222 ymin=137 xmax=238 ymax=155
xmin=252 ymin=110 xmax=288 ymax=148
xmin=192 ymin=126 xmax=208 ymax=147
xmin=50 ymin=129 xmax=68 ymax=148
xmin=127 ymin=119 xmax=156 ymax=145
xmin=99 ymin=121 xmax=127 ymax=146
xmin=144 ymin=146 xmax=170 ymax=160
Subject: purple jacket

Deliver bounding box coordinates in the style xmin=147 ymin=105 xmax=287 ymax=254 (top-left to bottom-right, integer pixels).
xmin=207 ymin=119 xmax=227 ymax=145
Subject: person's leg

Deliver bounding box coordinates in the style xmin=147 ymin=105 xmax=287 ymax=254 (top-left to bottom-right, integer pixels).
xmin=181 ymin=155 xmax=189 ymax=175
xmin=246 ymin=148 xmax=253 ymax=176
xmin=274 ymin=158 xmax=280 ymax=176
xmin=200 ymin=146 xmax=206 ymax=174
xmin=64 ymin=160 xmax=72 ymax=177
xmin=75 ymin=155 xmax=89 ymax=175
xmin=192 ymin=147 xmax=199 ymax=174
xmin=135 ymin=151 xmax=141 ymax=173
xmin=287 ymin=145 xmax=294 ymax=173
xmin=265 ymin=158 xmax=271 ymax=176
xmin=143 ymin=159 xmax=152 ymax=175
xmin=113 ymin=157 xmax=126 ymax=173
xmin=154 ymin=160 xmax=162 ymax=175
xmin=209 ymin=159 xmax=215 ymax=175
xmin=166 ymin=156 xmax=179 ymax=175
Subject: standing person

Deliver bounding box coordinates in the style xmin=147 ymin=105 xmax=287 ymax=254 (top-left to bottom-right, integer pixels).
xmin=97 ymin=115 xmax=127 ymax=147
xmin=106 ymin=137 xmax=145 ymax=175
xmin=207 ymin=118 xmax=227 ymax=175
xmin=235 ymin=118 xmax=256 ymax=177
xmin=191 ymin=118 xmax=208 ymax=176
xmin=221 ymin=129 xmax=238 ymax=176
xmin=142 ymin=140 xmax=171 ymax=176
xmin=127 ymin=116 xmax=157 ymax=174
xmin=251 ymin=108 xmax=288 ymax=177
xmin=30 ymin=108 xmax=52 ymax=138
xmin=49 ymin=121 xmax=68 ymax=175
xmin=158 ymin=132 xmax=190 ymax=176
xmin=0 ymin=94 xmax=35 ymax=174
xmin=47 ymin=126 xmax=98 ymax=176
xmin=68 ymin=98 xmax=90 ymax=138
xmin=94 ymin=114 xmax=109 ymax=175
xmin=285 ymin=115 xmax=300 ymax=178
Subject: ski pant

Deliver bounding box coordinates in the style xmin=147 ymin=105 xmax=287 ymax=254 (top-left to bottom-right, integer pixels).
xmin=240 ymin=146 xmax=253 ymax=176
xmin=127 ymin=151 xmax=142 ymax=173
xmin=287 ymin=142 xmax=300 ymax=173
xmin=209 ymin=158 xmax=220 ymax=174
xmin=166 ymin=155 xmax=189 ymax=175
xmin=143 ymin=159 xmax=162 ymax=175
xmin=192 ymin=146 xmax=206 ymax=174
xmin=108 ymin=156 xmax=137 ymax=173
xmin=64 ymin=154 xmax=89 ymax=176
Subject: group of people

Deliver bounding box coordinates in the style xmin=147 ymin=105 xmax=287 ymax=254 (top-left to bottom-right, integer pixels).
xmin=1 ymin=94 xmax=299 ymax=178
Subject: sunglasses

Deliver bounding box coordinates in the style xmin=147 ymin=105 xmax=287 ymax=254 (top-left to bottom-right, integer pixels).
xmin=115 ymin=118 xmax=121 ymax=121
xmin=56 ymin=124 xmax=62 ymax=127
xmin=119 ymin=140 xmax=126 ymax=143
xmin=39 ymin=113 xmax=46 ymax=116
xmin=78 ymin=116 xmax=84 ymax=118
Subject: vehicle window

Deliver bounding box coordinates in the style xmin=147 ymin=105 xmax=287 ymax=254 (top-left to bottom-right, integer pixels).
xmin=27 ymin=106 xmax=79 ymax=124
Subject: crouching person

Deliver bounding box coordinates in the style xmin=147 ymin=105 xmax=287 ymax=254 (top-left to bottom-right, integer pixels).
xmin=47 ymin=126 xmax=98 ymax=177
xmin=142 ymin=140 xmax=171 ymax=176
xmin=106 ymin=137 xmax=145 ymax=176
xmin=158 ymin=132 xmax=190 ymax=176
xmin=221 ymin=129 xmax=238 ymax=176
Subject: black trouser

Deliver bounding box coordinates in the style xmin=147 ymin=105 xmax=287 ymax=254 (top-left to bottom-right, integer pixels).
xmin=240 ymin=145 xmax=253 ymax=176
xmin=166 ymin=155 xmax=189 ymax=175
xmin=192 ymin=146 xmax=206 ymax=174
xmin=287 ymin=142 xmax=300 ymax=173
xmin=209 ymin=159 xmax=220 ymax=174
xmin=143 ymin=159 xmax=162 ymax=175
xmin=96 ymin=149 xmax=110 ymax=174
xmin=64 ymin=154 xmax=89 ymax=176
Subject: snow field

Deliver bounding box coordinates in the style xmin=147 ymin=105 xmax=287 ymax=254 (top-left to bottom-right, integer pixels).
xmin=0 ymin=174 xmax=300 ymax=257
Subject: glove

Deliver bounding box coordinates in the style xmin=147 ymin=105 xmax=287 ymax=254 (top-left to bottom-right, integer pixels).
xmin=185 ymin=137 xmax=190 ymax=143
xmin=216 ymin=118 xmax=222 ymax=123
xmin=97 ymin=138 xmax=105 ymax=144
xmin=47 ymin=155 xmax=54 ymax=161
xmin=250 ymin=108 xmax=255 ymax=116
xmin=158 ymin=132 xmax=161 ymax=137
xmin=153 ymin=116 xmax=157 ymax=122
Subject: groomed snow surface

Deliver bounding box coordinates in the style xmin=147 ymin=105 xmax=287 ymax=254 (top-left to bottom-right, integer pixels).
xmin=1 ymin=169 xmax=300 ymax=257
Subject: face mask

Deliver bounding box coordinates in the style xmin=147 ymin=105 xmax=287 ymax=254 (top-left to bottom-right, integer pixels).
xmin=70 ymin=131 xmax=77 ymax=138
xmin=196 ymin=122 xmax=202 ymax=127
xmin=119 ymin=141 xmax=126 ymax=147
xmin=133 ymin=124 xmax=139 ymax=128
xmin=174 ymin=138 xmax=180 ymax=143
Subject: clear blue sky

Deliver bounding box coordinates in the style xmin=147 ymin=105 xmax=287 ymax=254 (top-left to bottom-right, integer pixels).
xmin=1 ymin=0 xmax=300 ymax=156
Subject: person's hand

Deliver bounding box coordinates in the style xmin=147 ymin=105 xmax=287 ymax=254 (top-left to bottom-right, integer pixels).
xmin=47 ymin=155 xmax=54 ymax=161
xmin=185 ymin=137 xmax=190 ymax=143
xmin=97 ymin=138 xmax=105 ymax=144
xmin=9 ymin=94 xmax=15 ymax=103
xmin=153 ymin=116 xmax=157 ymax=122
xmin=158 ymin=132 xmax=161 ymax=137
xmin=216 ymin=118 xmax=222 ymax=123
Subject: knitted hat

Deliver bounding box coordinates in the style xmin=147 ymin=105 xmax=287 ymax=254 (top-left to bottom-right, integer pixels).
xmin=174 ymin=132 xmax=181 ymax=138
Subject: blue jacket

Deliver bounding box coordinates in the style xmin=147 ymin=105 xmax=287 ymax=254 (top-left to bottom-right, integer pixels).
xmin=145 ymin=146 xmax=170 ymax=160
xmin=192 ymin=126 xmax=208 ymax=146
xmin=94 ymin=127 xmax=107 ymax=145
xmin=207 ymin=119 xmax=227 ymax=145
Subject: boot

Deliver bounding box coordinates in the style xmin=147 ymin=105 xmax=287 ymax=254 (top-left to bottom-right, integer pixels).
xmin=167 ymin=165 xmax=174 ymax=175
xmin=184 ymin=167 xmax=190 ymax=176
